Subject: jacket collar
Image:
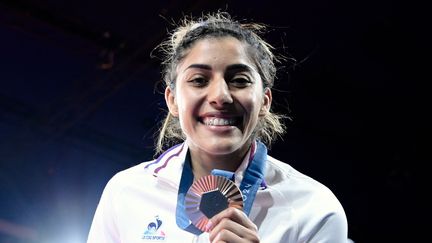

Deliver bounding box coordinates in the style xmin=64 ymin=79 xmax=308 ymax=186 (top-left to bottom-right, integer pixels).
xmin=144 ymin=141 xmax=257 ymax=189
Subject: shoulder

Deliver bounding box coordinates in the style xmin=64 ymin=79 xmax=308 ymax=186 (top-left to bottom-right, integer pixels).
xmin=264 ymin=156 xmax=348 ymax=240
xmin=101 ymin=160 xmax=157 ymax=197
xmin=265 ymin=155 xmax=346 ymax=218
xmin=102 ymin=143 xmax=186 ymax=197
xmin=265 ymin=155 xmax=334 ymax=195
xmin=264 ymin=155 xmax=319 ymax=189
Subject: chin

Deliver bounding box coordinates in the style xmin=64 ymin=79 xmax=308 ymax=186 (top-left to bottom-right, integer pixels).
xmin=203 ymin=139 xmax=246 ymax=155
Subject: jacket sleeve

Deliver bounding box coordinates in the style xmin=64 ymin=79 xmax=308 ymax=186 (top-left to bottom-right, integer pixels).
xmin=307 ymin=209 xmax=349 ymax=243
xmin=295 ymin=185 xmax=349 ymax=243
xmin=87 ymin=178 xmax=121 ymax=243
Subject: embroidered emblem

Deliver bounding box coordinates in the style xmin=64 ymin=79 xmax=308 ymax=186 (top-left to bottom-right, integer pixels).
xmin=142 ymin=216 xmax=166 ymax=241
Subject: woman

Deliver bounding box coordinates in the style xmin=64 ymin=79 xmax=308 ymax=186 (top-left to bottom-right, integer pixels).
xmin=87 ymin=12 xmax=348 ymax=243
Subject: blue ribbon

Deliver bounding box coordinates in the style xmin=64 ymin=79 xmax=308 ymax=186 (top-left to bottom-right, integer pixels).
xmin=175 ymin=141 xmax=267 ymax=235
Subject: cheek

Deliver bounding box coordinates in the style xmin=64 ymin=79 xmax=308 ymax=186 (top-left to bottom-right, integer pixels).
xmin=175 ymin=88 xmax=199 ymax=119
xmin=244 ymin=92 xmax=263 ymax=116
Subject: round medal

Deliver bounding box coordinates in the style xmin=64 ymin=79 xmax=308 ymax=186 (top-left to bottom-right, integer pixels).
xmin=185 ymin=175 xmax=243 ymax=231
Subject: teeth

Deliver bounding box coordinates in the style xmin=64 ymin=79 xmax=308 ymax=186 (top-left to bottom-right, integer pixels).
xmin=203 ymin=117 xmax=236 ymax=126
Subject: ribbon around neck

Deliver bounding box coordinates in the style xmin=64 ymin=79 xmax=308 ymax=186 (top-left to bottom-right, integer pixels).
xmin=175 ymin=141 xmax=267 ymax=235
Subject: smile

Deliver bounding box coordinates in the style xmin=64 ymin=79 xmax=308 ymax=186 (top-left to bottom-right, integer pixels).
xmin=201 ymin=117 xmax=239 ymax=126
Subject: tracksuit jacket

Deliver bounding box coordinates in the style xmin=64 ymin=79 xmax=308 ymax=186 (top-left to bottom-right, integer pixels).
xmin=88 ymin=141 xmax=348 ymax=243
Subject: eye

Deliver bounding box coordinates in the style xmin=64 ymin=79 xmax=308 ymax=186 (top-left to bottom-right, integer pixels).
xmin=188 ymin=76 xmax=208 ymax=87
xmin=229 ymin=75 xmax=252 ymax=88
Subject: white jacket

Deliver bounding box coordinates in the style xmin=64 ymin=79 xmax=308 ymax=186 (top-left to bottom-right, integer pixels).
xmin=88 ymin=142 xmax=348 ymax=243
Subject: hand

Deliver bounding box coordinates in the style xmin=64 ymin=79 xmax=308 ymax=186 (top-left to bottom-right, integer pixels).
xmin=205 ymin=207 xmax=260 ymax=243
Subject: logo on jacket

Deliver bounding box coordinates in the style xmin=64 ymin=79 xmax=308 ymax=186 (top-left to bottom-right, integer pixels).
xmin=142 ymin=216 xmax=166 ymax=241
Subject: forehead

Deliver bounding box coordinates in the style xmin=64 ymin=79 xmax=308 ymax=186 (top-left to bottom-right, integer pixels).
xmin=177 ymin=36 xmax=256 ymax=72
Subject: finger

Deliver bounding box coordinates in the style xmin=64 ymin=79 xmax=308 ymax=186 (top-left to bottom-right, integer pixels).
xmin=211 ymin=228 xmax=242 ymax=243
xmin=207 ymin=208 xmax=259 ymax=242
xmin=209 ymin=218 xmax=248 ymax=241
xmin=207 ymin=207 xmax=257 ymax=232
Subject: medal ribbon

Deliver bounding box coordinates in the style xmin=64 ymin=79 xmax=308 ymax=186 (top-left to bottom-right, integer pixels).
xmin=175 ymin=141 xmax=267 ymax=235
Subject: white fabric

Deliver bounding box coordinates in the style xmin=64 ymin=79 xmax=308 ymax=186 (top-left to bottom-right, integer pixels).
xmin=87 ymin=142 xmax=348 ymax=243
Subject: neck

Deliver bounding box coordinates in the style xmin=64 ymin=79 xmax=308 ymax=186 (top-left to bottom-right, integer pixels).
xmin=189 ymin=144 xmax=251 ymax=181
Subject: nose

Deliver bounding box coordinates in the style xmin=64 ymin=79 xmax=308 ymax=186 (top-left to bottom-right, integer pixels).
xmin=207 ymin=78 xmax=233 ymax=107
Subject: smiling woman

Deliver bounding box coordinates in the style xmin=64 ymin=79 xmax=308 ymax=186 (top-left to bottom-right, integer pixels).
xmin=87 ymin=12 xmax=348 ymax=243
xmin=165 ymin=36 xmax=272 ymax=177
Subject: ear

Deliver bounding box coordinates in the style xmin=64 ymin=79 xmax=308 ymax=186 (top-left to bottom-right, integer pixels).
xmin=259 ymin=87 xmax=272 ymax=117
xmin=165 ymin=87 xmax=179 ymax=117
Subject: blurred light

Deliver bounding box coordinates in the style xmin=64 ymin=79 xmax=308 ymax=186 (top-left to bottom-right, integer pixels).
xmin=0 ymin=219 xmax=38 ymax=241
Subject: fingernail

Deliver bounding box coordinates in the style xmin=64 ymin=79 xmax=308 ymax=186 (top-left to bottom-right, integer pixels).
xmin=205 ymin=221 xmax=213 ymax=232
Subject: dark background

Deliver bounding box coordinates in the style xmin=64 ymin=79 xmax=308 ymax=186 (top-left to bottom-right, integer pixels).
xmin=0 ymin=0 xmax=426 ymax=242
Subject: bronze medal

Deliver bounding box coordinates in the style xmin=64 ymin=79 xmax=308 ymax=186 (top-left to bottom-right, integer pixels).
xmin=185 ymin=175 xmax=243 ymax=231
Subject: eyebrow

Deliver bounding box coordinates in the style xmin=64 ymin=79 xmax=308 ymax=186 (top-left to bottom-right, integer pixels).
xmin=184 ymin=63 xmax=255 ymax=73
xmin=185 ymin=64 xmax=211 ymax=71
xmin=226 ymin=64 xmax=254 ymax=73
